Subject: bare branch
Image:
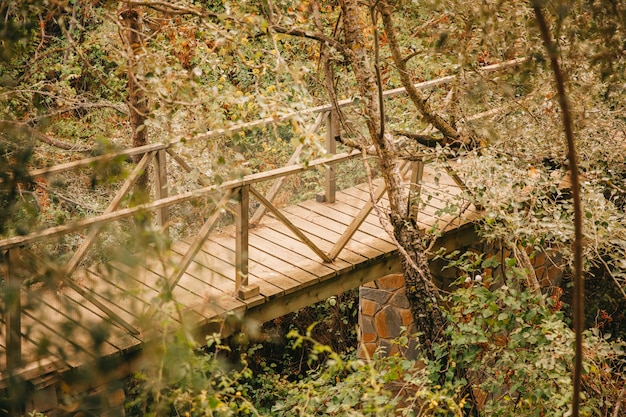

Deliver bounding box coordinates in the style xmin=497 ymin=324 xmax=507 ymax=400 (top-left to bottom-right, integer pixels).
xmin=379 ymin=2 xmax=467 ymax=147
xmin=532 ymin=4 xmax=584 ymax=416
xmin=270 ymin=25 xmax=352 ymax=60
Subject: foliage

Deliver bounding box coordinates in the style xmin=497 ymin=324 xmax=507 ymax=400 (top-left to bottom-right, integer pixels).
xmin=1 ymin=0 xmax=626 ymax=415
xmin=432 ymin=253 xmax=626 ymax=416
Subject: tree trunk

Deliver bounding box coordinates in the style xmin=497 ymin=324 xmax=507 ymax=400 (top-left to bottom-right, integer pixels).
xmin=120 ymin=8 xmax=149 ymax=198
xmin=338 ymin=0 xmax=447 ymax=358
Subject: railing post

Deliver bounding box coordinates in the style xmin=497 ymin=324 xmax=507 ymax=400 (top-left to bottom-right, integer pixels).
xmin=317 ymin=110 xmax=338 ymax=203
xmin=235 ymin=185 xmax=258 ymax=300
xmin=6 ymin=248 xmax=22 ymax=370
xmin=409 ymin=159 xmax=424 ymax=220
xmin=5 ymin=248 xmax=25 ymax=416
xmin=154 ymin=149 xmax=169 ymax=235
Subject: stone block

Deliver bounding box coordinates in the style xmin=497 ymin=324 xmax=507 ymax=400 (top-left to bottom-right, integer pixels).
xmin=399 ymin=308 xmax=414 ymax=327
xmin=374 ymin=305 xmax=402 ymax=339
xmin=358 ymin=342 xmax=378 ymax=359
xmin=361 ymin=299 xmax=379 ymax=317
xmin=359 ymin=315 xmax=375 ymax=335
xmin=361 ymin=331 xmax=377 ymax=343
xmin=360 ymin=287 xmax=392 ymax=304
xmin=376 ymin=274 xmax=405 ymax=290
xmin=102 ymin=406 xmax=126 ymax=417
xmin=389 ymin=290 xmax=410 ymax=309
xmin=378 ymin=339 xmax=400 ymax=356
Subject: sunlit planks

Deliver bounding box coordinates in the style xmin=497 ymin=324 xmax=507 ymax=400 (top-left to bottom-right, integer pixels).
xmin=0 ymin=161 xmax=479 ymax=386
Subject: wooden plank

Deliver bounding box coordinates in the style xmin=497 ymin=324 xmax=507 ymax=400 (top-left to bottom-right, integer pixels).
xmin=333 ymin=188 xmax=394 ymax=231
xmin=72 ymin=269 xmax=145 ymax=330
xmin=280 ymin=205 xmax=387 ymax=259
xmin=196 ymin=240 xmax=301 ymax=298
xmin=111 ymin=259 xmax=213 ymax=313
xmin=299 ymin=200 xmax=397 ymax=252
xmin=173 ymin=239 xmax=287 ymax=299
xmin=105 ymin=261 xmax=167 ymax=296
xmin=250 ymin=186 xmax=331 ymax=263
xmin=54 ymin=288 xmax=142 ymax=353
xmin=256 ymin=218 xmax=367 ymax=272
xmin=327 ymin=199 xmax=395 ymax=244
xmin=203 ymin=235 xmax=322 ymax=288
xmin=28 ymin=288 xmax=123 ymax=355
xmin=249 ymin=234 xmax=335 ymax=284
xmin=20 ymin=305 xmax=99 ymax=368
xmin=328 ymin=181 xmax=387 ymax=260
xmin=142 ymin=253 xmax=248 ymax=312
xmin=171 ymin=240 xmax=237 ymax=289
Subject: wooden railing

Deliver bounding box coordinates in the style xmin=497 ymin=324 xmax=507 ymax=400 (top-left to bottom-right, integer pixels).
xmin=1 ymin=58 xmax=526 ymax=371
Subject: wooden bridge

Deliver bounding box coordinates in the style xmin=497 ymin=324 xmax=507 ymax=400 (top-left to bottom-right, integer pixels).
xmin=0 ymin=61 xmax=525 ymax=392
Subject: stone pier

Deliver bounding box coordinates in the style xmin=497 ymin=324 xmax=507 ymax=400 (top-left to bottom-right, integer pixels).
xmin=358 ymin=237 xmax=564 ymax=359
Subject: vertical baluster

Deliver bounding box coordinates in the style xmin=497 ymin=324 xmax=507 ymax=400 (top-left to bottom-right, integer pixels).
xmin=409 ymin=159 xmax=424 ymax=220
xmin=154 ymin=149 xmax=169 ymax=235
xmin=235 ymin=185 xmax=258 ymax=300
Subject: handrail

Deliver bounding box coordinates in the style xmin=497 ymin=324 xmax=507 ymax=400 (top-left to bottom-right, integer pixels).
xmin=0 ymin=150 xmax=360 ymax=251
xmin=2 ymin=57 xmax=526 ymax=378
xmin=23 ymin=58 xmax=527 ymax=180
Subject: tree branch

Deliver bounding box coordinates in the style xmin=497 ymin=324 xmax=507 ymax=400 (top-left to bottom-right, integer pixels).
xmin=270 ymin=24 xmax=352 ymax=60
xmin=532 ymin=4 xmax=584 ymax=417
xmin=379 ymin=2 xmax=473 ymax=148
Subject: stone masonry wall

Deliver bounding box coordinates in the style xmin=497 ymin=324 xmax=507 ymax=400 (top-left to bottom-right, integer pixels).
xmin=358 ymin=241 xmax=564 ymax=360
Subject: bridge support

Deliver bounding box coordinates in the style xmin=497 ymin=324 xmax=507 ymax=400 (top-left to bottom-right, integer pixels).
xmin=358 ymin=228 xmax=564 ymax=359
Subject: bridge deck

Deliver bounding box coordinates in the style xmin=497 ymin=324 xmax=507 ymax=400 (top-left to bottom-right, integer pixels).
xmin=0 ymin=163 xmax=479 ymax=385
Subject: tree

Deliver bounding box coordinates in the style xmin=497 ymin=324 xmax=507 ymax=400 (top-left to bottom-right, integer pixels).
xmin=1 ymin=0 xmax=625 ymax=414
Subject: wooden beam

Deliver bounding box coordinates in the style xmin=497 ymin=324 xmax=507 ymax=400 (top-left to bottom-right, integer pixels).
xmin=409 ymin=159 xmax=425 ymax=220
xmin=22 ymin=248 xmax=140 ymax=336
xmin=327 ymin=181 xmax=387 ymax=260
xmin=25 ymin=59 xmax=527 ymax=179
xmin=235 ymin=186 xmax=250 ymax=294
xmin=6 ymin=249 xmax=22 ymax=371
xmin=322 ymin=111 xmax=338 ymax=203
xmin=250 ymin=186 xmax=332 ymax=263
xmin=155 ymin=190 xmax=234 ymax=309
xmin=0 ymin=151 xmax=360 ymax=251
xmin=28 ymin=143 xmax=167 ymax=178
xmin=154 ymin=149 xmax=169 ymax=232
xmin=166 ymin=148 xmax=212 ymax=187
xmin=240 ymin=255 xmax=402 ymax=332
